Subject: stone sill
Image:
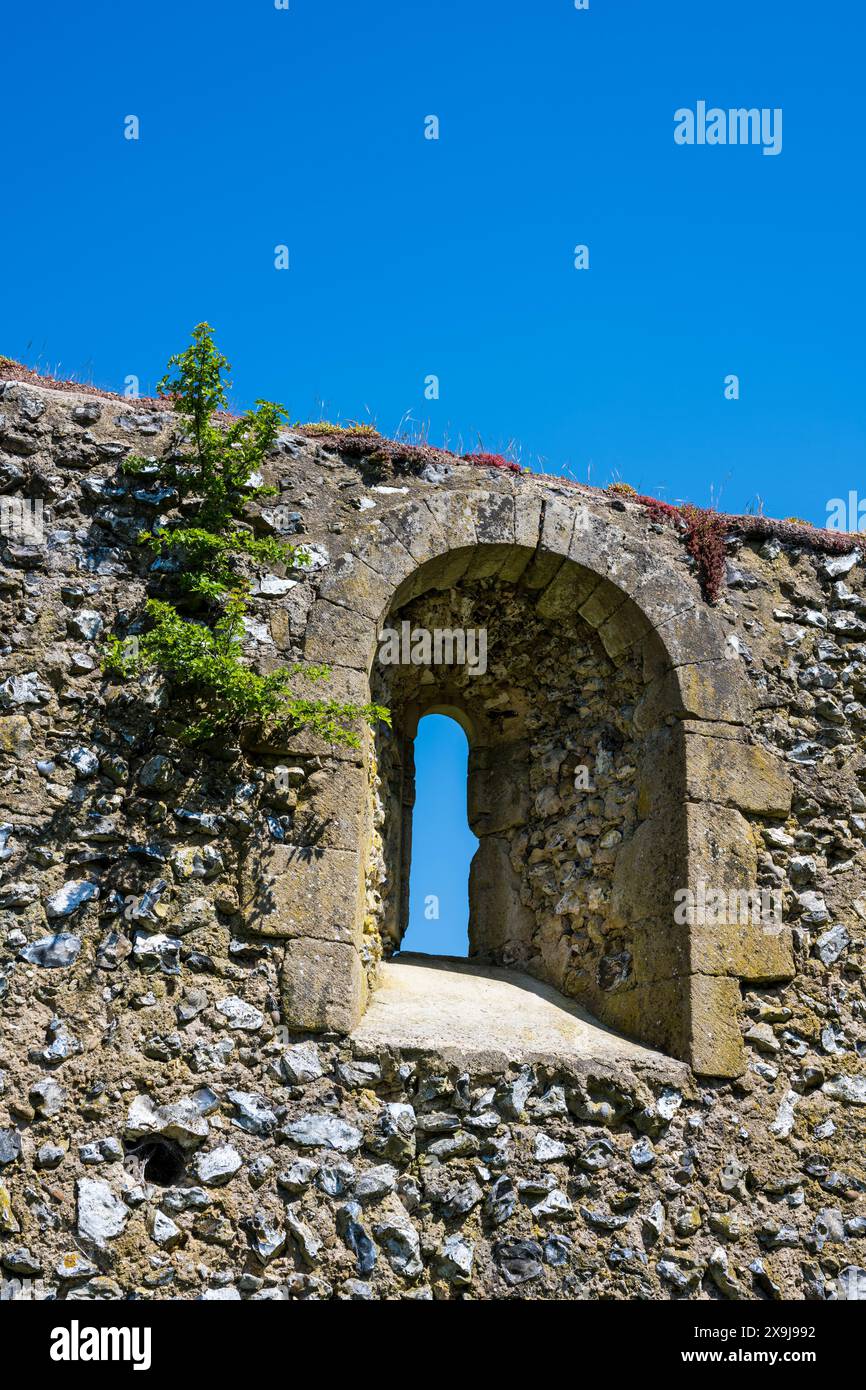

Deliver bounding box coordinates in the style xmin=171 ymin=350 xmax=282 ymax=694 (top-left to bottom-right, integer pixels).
xmin=351 ymin=954 xmax=693 ymax=1086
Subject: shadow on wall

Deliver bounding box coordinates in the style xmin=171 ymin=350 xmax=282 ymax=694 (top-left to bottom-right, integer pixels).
xmin=399 ymin=714 xmax=477 ymax=957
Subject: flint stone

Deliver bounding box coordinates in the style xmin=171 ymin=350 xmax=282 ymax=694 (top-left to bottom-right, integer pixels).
xmin=353 ymin=1164 xmax=398 ymax=1202
xmin=19 ymin=934 xmax=81 ymax=968
xmin=278 ymin=1159 xmax=318 ymax=1194
xmin=0 ymin=880 xmax=38 ymax=908
xmin=285 ymin=1210 xmax=322 ymax=1266
xmin=76 ymin=1178 xmax=129 ymax=1245
xmin=138 ymin=755 xmax=176 ymax=790
xmin=815 ymin=925 xmax=850 ymax=966
xmin=279 ymin=1042 xmax=324 ymax=1085
xmin=366 ymin=1102 xmax=416 ymax=1162
xmin=335 ymin=1059 xmax=382 ymax=1089
xmin=29 ymin=1078 xmax=66 ymax=1118
xmin=217 ymin=996 xmax=264 ymax=1031
xmin=838 ymin=1266 xmax=866 ymax=1300
xmin=316 ymin=1162 xmax=355 ymax=1197
xmin=63 ymin=746 xmax=99 ymax=778
xmin=193 ymin=1145 xmax=243 ymax=1186
xmin=2 ymin=1247 xmax=42 ymax=1276
xmin=133 ymin=932 xmax=181 ymax=974
xmin=56 ymin=1251 xmax=99 ymax=1281
xmin=0 ymin=1129 xmax=22 ymax=1165
xmin=822 ymin=1075 xmax=866 ymax=1106
xmin=125 ymin=1091 xmax=217 ymax=1150
xmin=45 ymin=879 xmax=100 ymax=918
xmin=337 ymin=1202 xmax=377 ymax=1275
xmin=0 ymin=672 xmax=52 ymax=708
xmin=439 ymin=1235 xmax=474 ymax=1284
xmin=247 ymin=1210 xmax=285 ymax=1263
xmin=149 ymin=1209 xmax=183 ymax=1249
xmin=68 ymin=608 xmax=103 ymax=641
xmin=227 ymin=1091 xmax=278 ymax=1136
xmin=282 ymin=1114 xmax=362 ymax=1154
xmin=372 ymin=1208 xmax=423 ymax=1277
xmin=495 ymin=1238 xmax=543 ymax=1286
xmin=825 ymin=551 xmax=859 ymax=578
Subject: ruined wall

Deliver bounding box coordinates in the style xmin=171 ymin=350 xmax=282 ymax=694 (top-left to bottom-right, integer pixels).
xmin=1 ymin=375 xmax=865 ymax=1302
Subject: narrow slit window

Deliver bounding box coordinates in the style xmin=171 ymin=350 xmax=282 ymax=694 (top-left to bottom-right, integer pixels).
xmin=401 ymin=714 xmax=477 ymax=957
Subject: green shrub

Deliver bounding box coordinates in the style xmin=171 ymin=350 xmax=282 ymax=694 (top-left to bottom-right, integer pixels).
xmin=106 ymin=324 xmax=389 ymax=746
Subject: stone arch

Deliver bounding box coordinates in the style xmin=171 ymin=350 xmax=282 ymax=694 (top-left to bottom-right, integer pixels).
xmin=266 ymin=486 xmax=794 ymax=1077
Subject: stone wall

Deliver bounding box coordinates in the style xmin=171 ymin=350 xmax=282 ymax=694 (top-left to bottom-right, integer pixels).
xmin=1 ymin=375 xmax=865 ymax=1301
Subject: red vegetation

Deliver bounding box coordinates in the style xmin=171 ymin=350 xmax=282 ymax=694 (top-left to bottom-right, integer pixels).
xmin=0 ymin=356 xmax=170 ymax=410
xmin=295 ymin=429 xmax=523 ymax=478
xmin=2 ymin=357 xmax=857 ymax=603
xmin=295 ymin=425 xmax=455 ymax=476
xmin=681 ymin=506 xmax=728 ymax=603
xmin=627 ymin=492 xmax=856 ymax=603
xmin=633 ymin=494 xmax=684 ymax=529
xmin=628 ymin=493 xmax=726 ymax=603
xmin=461 ymin=451 xmax=523 ymax=474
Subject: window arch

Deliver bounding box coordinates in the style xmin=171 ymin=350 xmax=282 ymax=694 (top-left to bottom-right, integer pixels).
xmin=265 ymin=486 xmax=795 ymax=1077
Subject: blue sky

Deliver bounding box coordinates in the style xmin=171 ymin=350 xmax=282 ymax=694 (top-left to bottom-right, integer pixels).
xmin=3 ymin=1 xmax=864 ymax=952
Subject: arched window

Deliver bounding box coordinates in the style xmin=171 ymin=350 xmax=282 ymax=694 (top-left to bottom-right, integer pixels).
xmin=277 ymin=487 xmax=794 ymax=1075
xmin=400 ymin=714 xmax=477 ymax=957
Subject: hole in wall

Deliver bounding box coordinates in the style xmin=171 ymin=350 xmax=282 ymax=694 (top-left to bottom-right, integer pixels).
xmin=123 ymin=1138 xmax=186 ymax=1187
xmin=400 ymin=713 xmax=477 ymax=957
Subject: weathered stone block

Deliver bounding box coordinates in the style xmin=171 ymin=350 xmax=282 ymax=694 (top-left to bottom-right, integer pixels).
xmin=468 ymin=836 xmax=536 ymax=969
xmin=582 ymin=977 xmax=689 ymax=1063
xmin=316 ymin=551 xmax=398 ymax=621
xmin=578 ymin=578 xmax=627 ymax=631
xmin=687 ymin=974 xmax=745 ymax=1078
xmin=380 ymin=499 xmax=449 ymax=563
xmin=539 ymin=496 xmax=579 ymax=558
xmin=630 ymin=916 xmax=691 ymax=984
xmin=610 ymin=809 xmax=687 ymax=928
xmin=634 ymin=659 xmax=752 ymax=732
xmin=281 ymin=938 xmax=365 ymax=1033
xmin=304 ymin=598 xmax=377 ymax=671
xmin=463 ymin=542 xmax=522 ymax=584
xmin=472 ymin=491 xmax=516 ymax=548
xmin=513 ymin=492 xmax=544 ymax=550
xmin=244 ymin=664 xmax=371 ymax=764
xmin=467 ymin=742 xmax=531 ymax=835
xmin=417 ymin=493 xmax=478 ymax=554
xmin=627 ymin=565 xmax=703 ymax=631
xmin=596 ymin=600 xmax=652 ymax=662
xmin=292 ymin=762 xmax=368 ymax=852
xmin=683 ymin=803 xmax=793 ymax=981
xmin=654 ymin=602 xmax=731 ymax=668
xmin=0 ymin=714 xmax=32 ymax=754
xmin=684 ymin=732 xmax=792 ymax=816
xmin=241 ymin=844 xmax=363 ymax=942
xmin=390 ymin=546 xmax=474 ymax=607
xmin=534 ymin=562 xmax=600 ymax=622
